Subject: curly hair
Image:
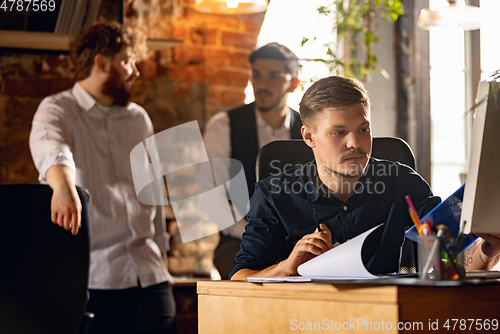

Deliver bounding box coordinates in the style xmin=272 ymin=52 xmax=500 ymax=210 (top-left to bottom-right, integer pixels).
xmin=69 ymin=22 xmax=146 ymax=81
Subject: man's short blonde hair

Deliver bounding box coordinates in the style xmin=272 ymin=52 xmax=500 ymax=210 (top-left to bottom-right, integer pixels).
xmin=299 ymin=76 xmax=370 ymax=130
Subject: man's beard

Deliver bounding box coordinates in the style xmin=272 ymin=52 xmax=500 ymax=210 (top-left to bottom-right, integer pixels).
xmin=325 ymin=166 xmax=363 ymax=179
xmin=321 ymin=155 xmax=369 ymax=179
xmin=255 ymin=89 xmax=288 ymax=113
xmin=101 ymin=65 xmax=132 ymax=107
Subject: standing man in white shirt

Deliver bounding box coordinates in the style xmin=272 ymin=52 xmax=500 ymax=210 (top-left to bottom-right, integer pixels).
xmin=29 ymin=22 xmax=176 ymax=334
xmin=203 ymin=43 xmax=301 ymax=279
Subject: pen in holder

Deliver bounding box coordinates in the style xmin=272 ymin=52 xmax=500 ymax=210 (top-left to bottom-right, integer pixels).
xmin=417 ymin=225 xmax=465 ymax=281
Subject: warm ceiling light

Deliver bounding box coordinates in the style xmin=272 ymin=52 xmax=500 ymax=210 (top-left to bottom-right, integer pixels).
xmin=418 ymin=0 xmax=481 ymax=31
xmin=194 ymin=0 xmax=268 ymax=14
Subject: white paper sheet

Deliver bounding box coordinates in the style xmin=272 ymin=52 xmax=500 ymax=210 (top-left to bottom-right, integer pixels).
xmin=297 ymin=224 xmax=383 ymax=279
xmin=247 ymin=276 xmax=313 ymax=283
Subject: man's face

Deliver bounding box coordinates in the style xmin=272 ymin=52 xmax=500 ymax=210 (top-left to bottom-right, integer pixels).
xmin=101 ymin=47 xmax=139 ymax=106
xmin=307 ymin=103 xmax=372 ymax=178
xmin=250 ymin=59 xmax=295 ymax=112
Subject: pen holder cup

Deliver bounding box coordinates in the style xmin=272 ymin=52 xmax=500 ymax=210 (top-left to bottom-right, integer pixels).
xmin=417 ymin=236 xmax=465 ymax=281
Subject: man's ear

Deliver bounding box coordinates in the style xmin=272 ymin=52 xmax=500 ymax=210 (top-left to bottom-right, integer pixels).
xmin=94 ymin=54 xmax=110 ymax=73
xmin=301 ymin=125 xmax=316 ymax=149
xmin=288 ymin=77 xmax=300 ymax=92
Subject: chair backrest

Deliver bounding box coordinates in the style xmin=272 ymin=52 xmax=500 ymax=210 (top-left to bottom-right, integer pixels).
xmin=0 ymin=184 xmax=90 ymax=334
xmin=256 ymin=137 xmax=415 ymax=181
xmin=255 ymin=137 xmax=417 ymax=273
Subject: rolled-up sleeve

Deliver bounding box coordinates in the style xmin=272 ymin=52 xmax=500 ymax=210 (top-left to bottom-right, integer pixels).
xmin=29 ymin=97 xmax=75 ymax=182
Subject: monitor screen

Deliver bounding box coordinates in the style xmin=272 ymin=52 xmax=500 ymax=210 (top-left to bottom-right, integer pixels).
xmin=461 ymin=78 xmax=500 ymax=234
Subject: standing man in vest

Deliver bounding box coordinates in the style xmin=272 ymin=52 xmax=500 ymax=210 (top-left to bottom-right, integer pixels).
xmin=203 ymin=42 xmax=302 ymax=279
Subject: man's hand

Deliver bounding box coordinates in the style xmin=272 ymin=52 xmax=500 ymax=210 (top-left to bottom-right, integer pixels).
xmin=476 ymin=233 xmax=500 ymax=259
xmin=277 ymin=224 xmax=334 ymax=276
xmin=231 ymin=224 xmax=334 ymax=280
xmin=51 ymin=185 xmax=81 ymax=235
xmin=463 ymin=233 xmax=500 ymax=271
xmin=46 ymin=165 xmax=81 ymax=235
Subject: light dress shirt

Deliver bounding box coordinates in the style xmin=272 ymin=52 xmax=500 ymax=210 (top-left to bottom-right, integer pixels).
xmin=30 ymin=83 xmax=171 ymax=289
xmin=202 ymin=106 xmax=293 ymax=239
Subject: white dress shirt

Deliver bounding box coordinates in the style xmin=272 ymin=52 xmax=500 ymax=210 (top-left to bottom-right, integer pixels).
xmin=203 ymin=106 xmax=293 ymax=239
xmin=30 ymin=83 xmax=171 ymax=289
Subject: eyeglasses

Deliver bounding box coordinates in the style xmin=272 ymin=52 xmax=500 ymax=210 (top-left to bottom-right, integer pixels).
xmin=251 ymin=71 xmax=292 ymax=83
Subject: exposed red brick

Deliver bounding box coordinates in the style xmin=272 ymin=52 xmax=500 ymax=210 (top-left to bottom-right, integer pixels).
xmin=38 ymin=55 xmax=71 ymax=76
xmin=157 ymin=49 xmax=174 ymax=69
xmin=174 ymin=84 xmax=190 ymax=101
xmin=172 ymin=22 xmax=191 ymax=42
xmin=221 ymin=31 xmax=259 ymax=50
xmin=3 ymin=97 xmax=42 ymax=124
xmin=2 ymin=78 xmax=73 ymax=98
xmin=173 ymin=45 xmax=204 ymax=64
xmin=222 ymin=90 xmax=246 ymax=106
xmin=191 ymin=28 xmax=218 ymax=45
xmin=206 ymin=86 xmax=222 ymax=104
xmin=231 ymin=51 xmax=251 ymax=69
xmin=186 ymin=8 xmax=240 ymax=30
xmin=0 ymin=1 xmax=266 ymax=188
xmin=137 ymin=57 xmax=158 ymax=81
xmin=204 ymin=48 xmax=230 ymax=67
xmin=1 ymin=58 xmax=33 ymax=77
xmin=242 ymin=13 xmax=266 ymax=32
xmin=164 ymin=65 xmax=186 ymax=82
xmin=205 ymin=100 xmax=224 ymax=117
xmin=180 ymin=0 xmax=196 ymax=6
xmin=205 ymin=68 xmax=249 ymax=87
xmin=184 ymin=65 xmax=204 ymax=83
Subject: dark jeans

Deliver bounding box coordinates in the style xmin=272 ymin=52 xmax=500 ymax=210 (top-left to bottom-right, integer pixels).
xmin=87 ymin=281 xmax=177 ymax=334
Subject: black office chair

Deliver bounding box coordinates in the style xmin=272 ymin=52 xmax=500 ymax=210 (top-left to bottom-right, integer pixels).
xmin=0 ymin=184 xmax=92 ymax=334
xmin=255 ymin=137 xmax=417 ymax=273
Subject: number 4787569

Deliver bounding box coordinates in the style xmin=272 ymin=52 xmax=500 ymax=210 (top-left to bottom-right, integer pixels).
xmin=0 ymin=0 xmax=56 ymax=12
xmin=443 ymin=319 xmax=498 ymax=331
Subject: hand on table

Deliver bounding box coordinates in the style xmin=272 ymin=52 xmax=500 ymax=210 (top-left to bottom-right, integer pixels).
xmin=279 ymin=224 xmax=333 ymax=276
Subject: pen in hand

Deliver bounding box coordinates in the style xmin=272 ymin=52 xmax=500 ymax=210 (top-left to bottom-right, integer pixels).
xmin=313 ymin=208 xmax=321 ymax=232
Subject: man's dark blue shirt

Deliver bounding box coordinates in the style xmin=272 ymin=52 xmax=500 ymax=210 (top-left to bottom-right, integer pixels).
xmin=229 ymin=158 xmax=441 ymax=278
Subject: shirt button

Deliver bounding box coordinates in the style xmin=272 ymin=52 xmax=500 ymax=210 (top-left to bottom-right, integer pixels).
xmin=343 ymin=206 xmax=348 ymax=211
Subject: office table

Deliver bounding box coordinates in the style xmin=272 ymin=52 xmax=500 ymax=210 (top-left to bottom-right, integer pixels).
xmin=197 ymin=279 xmax=500 ymax=333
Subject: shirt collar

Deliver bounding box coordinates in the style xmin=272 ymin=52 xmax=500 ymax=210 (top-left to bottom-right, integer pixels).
xmin=72 ymin=82 xmax=97 ymax=113
xmin=72 ymin=82 xmax=132 ymax=115
xmin=254 ymin=105 xmax=292 ymax=130
xmin=303 ymin=160 xmax=322 ymax=202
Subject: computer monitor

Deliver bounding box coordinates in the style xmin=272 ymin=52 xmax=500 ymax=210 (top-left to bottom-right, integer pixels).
xmin=461 ymin=78 xmax=500 ymax=234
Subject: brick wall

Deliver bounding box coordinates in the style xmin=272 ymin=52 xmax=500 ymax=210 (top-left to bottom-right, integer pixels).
xmin=0 ymin=0 xmax=266 ymax=277
xmin=0 ymin=52 xmax=73 ymax=183
xmin=0 ymin=0 xmax=265 ymax=184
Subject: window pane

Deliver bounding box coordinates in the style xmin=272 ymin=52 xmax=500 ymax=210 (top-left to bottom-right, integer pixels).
xmin=245 ymin=0 xmax=334 ymax=110
xmin=480 ymin=0 xmax=500 ymax=73
xmin=429 ymin=27 xmax=465 ymax=70
xmin=430 ymin=68 xmax=466 ymax=198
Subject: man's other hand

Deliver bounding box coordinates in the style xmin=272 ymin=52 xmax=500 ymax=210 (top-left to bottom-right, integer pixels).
xmin=46 ymin=165 xmax=82 ymax=235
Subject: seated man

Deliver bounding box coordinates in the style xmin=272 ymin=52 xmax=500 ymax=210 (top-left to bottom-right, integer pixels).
xmin=204 ymin=42 xmax=301 ymax=279
xmin=230 ymin=75 xmax=499 ymax=280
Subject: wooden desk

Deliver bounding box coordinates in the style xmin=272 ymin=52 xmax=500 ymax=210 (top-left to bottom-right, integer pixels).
xmin=173 ymin=277 xmax=216 ymax=334
xmin=197 ymin=280 xmax=500 ymax=333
